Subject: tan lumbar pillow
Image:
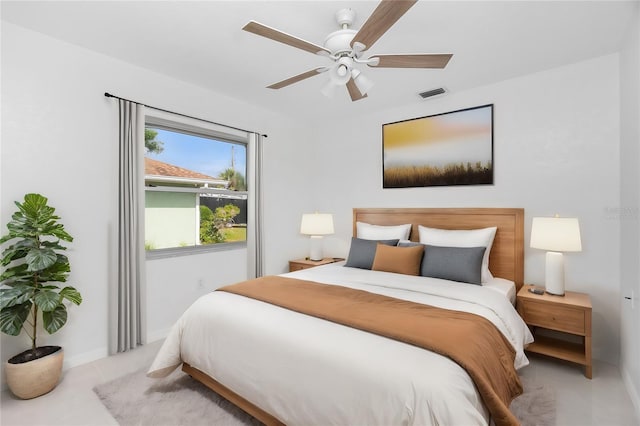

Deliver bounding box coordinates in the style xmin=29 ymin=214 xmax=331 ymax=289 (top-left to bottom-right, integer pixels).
xmin=371 ymin=243 xmax=424 ymax=276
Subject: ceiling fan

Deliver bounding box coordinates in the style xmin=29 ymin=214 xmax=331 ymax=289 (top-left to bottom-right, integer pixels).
xmin=242 ymin=0 xmax=452 ymax=102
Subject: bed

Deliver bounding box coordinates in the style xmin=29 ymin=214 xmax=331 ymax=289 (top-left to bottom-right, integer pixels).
xmin=148 ymin=207 xmax=533 ymax=426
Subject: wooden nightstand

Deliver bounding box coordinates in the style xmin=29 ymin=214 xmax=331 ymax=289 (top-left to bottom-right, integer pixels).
xmin=517 ymin=284 xmax=592 ymax=378
xmin=289 ymin=258 xmax=344 ymax=272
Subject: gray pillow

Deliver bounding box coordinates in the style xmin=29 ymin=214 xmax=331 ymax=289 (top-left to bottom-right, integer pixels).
xmin=399 ymin=242 xmax=485 ymax=284
xmin=422 ymin=245 xmax=486 ymax=284
xmin=344 ymin=237 xmax=399 ymax=270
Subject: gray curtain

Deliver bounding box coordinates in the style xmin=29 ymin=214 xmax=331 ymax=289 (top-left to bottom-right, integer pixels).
xmin=110 ymin=99 xmax=147 ymax=354
xmin=247 ymin=132 xmax=264 ymax=278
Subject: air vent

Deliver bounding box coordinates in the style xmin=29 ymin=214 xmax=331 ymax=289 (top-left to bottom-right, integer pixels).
xmin=419 ymin=87 xmax=446 ymax=99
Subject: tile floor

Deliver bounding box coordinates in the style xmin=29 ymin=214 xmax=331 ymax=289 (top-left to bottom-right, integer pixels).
xmin=0 ymin=341 xmax=638 ymax=426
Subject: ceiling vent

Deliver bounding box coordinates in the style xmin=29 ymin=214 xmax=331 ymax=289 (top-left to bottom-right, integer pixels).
xmin=419 ymin=87 xmax=446 ymax=99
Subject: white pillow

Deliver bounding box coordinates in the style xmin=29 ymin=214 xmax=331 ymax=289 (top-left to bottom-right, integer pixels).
xmin=356 ymin=222 xmax=411 ymax=241
xmin=418 ymin=225 xmax=497 ymax=283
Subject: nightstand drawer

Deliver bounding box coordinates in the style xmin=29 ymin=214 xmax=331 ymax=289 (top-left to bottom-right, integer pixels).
xmin=521 ymin=301 xmax=585 ymax=334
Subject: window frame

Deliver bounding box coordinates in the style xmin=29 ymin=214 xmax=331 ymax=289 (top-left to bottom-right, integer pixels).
xmin=144 ymin=111 xmax=249 ymax=260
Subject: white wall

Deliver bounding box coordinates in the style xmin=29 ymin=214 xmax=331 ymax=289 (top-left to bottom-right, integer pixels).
xmin=620 ymin=2 xmax=640 ymax=417
xmin=301 ymin=54 xmax=622 ymax=364
xmin=0 ymin=22 xmax=315 ymax=385
xmin=146 ymin=248 xmax=248 ymax=342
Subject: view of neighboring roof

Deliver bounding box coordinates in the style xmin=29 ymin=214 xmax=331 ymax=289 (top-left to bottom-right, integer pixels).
xmin=145 ymin=157 xmax=228 ymax=187
xmin=145 ymin=157 xmax=215 ymax=180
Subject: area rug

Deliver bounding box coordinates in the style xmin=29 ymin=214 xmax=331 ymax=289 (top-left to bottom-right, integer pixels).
xmin=94 ymin=367 xmax=555 ymax=425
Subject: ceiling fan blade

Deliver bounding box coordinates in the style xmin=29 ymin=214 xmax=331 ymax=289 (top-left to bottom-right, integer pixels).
xmin=346 ymin=78 xmax=368 ymax=102
xmin=243 ymin=21 xmax=331 ymax=55
xmin=368 ymin=54 xmax=453 ymax=68
xmin=350 ymin=0 xmax=417 ymax=51
xmin=267 ymin=68 xmax=328 ymax=89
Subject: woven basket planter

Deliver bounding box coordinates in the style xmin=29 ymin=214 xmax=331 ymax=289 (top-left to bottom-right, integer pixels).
xmin=5 ymin=346 xmax=64 ymax=399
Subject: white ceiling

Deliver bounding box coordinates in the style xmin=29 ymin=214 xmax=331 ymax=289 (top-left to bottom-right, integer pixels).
xmin=1 ymin=1 xmax=636 ymax=120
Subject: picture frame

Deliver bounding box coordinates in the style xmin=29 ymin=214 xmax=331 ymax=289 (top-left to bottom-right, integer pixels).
xmin=382 ymin=104 xmax=494 ymax=188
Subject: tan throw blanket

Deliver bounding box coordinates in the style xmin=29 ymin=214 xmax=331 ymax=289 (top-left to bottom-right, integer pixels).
xmin=219 ymin=276 xmax=522 ymax=426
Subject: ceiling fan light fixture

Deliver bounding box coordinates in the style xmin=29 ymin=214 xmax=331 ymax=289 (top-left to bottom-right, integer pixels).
xmin=321 ymin=79 xmax=338 ymax=98
xmin=351 ymin=69 xmax=374 ymax=96
xmin=329 ymin=57 xmax=353 ymax=85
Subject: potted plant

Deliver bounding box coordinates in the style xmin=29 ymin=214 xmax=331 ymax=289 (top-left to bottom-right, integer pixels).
xmin=0 ymin=193 xmax=82 ymax=399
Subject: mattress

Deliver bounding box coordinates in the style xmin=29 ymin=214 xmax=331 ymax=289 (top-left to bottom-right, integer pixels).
xmin=149 ymin=264 xmax=533 ymax=425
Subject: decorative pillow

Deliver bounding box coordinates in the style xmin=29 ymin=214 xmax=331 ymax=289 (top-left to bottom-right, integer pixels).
xmin=418 ymin=225 xmax=497 ymax=283
xmin=421 ymin=245 xmax=486 ymax=284
xmin=356 ymin=222 xmax=411 ymax=241
xmin=344 ymin=237 xmax=399 ymax=270
xmin=371 ymin=243 xmax=424 ymax=276
xmin=398 ymin=241 xmax=485 ymax=283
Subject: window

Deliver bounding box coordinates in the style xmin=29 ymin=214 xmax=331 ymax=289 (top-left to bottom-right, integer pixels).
xmin=144 ymin=115 xmax=249 ymax=257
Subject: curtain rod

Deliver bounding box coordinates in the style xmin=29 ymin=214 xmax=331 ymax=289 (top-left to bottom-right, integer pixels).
xmin=104 ymin=92 xmax=267 ymax=138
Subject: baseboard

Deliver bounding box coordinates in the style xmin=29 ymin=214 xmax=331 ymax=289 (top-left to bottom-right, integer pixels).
xmin=64 ymin=331 xmax=169 ymax=368
xmin=621 ymin=365 xmax=640 ymax=422
xmin=63 ymin=346 xmax=109 ymax=371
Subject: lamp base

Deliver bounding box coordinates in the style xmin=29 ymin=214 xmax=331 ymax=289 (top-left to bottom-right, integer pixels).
xmin=544 ymin=251 xmax=565 ymax=296
xmin=309 ymin=236 xmax=324 ymax=261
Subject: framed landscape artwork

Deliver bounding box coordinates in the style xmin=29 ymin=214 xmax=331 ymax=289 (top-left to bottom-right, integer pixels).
xmin=382 ymin=104 xmax=493 ymax=188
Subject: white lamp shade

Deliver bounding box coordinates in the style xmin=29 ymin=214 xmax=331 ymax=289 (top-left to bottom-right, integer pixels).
xmin=530 ymin=217 xmax=582 ymax=252
xmin=321 ymin=79 xmax=337 ymax=98
xmin=300 ymin=213 xmax=334 ymax=236
xmin=351 ymin=69 xmax=374 ymax=96
xmin=329 ymin=57 xmax=353 ymax=85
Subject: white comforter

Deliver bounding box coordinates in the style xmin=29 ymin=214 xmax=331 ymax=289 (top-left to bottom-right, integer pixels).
xmin=148 ymin=262 xmax=533 ymax=425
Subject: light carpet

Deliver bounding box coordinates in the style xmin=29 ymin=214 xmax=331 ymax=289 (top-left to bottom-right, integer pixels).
xmin=94 ymin=367 xmax=555 ymax=425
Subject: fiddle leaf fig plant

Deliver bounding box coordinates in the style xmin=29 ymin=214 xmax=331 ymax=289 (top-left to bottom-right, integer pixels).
xmin=0 ymin=193 xmax=82 ymax=352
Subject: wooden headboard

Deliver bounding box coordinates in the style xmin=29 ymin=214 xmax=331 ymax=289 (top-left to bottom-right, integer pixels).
xmin=353 ymin=208 xmax=525 ymax=291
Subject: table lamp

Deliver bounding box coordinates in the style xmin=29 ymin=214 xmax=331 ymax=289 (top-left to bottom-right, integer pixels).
xmin=530 ymin=216 xmax=582 ymax=296
xmin=300 ymin=213 xmax=334 ymax=261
